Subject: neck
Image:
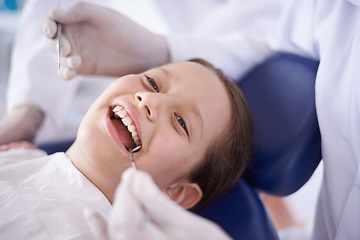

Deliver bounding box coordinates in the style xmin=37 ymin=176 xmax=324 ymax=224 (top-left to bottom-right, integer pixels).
xmin=66 ymin=143 xmax=120 ymax=204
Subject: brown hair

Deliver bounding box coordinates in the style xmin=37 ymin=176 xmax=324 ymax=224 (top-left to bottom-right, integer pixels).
xmin=188 ymin=58 xmax=254 ymax=210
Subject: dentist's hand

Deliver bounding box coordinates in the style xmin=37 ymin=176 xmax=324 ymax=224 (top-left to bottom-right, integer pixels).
xmin=85 ymin=168 xmax=231 ymax=240
xmin=0 ymin=105 xmax=44 ymax=145
xmin=43 ymin=2 xmax=169 ymax=80
xmin=0 ymin=141 xmax=40 ymax=152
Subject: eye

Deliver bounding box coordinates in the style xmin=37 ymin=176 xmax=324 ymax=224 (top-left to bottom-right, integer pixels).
xmin=176 ymin=114 xmax=188 ymax=135
xmin=145 ymin=75 xmax=159 ymax=92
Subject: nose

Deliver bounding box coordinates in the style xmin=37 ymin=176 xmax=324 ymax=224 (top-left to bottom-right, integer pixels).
xmin=135 ymin=92 xmax=172 ymax=121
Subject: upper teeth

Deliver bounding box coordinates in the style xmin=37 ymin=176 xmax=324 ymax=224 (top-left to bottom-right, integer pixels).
xmin=113 ymin=106 xmax=141 ymax=146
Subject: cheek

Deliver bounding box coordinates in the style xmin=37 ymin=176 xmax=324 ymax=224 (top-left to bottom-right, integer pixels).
xmin=138 ymin=137 xmax=200 ymax=187
xmin=77 ymin=114 xmax=130 ymax=175
xmin=78 ymin=108 xmax=112 ymax=156
xmin=77 ymin=113 xmax=105 ymax=158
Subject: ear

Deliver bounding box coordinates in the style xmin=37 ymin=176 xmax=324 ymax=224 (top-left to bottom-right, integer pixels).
xmin=163 ymin=182 xmax=203 ymax=209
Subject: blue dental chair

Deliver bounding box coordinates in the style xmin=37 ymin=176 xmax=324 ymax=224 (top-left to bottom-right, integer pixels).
xmin=39 ymin=53 xmax=321 ymax=239
xmin=195 ymin=53 xmax=321 ymax=239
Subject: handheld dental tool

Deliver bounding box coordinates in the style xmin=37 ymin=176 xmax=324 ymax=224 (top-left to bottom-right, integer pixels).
xmin=56 ymin=0 xmax=62 ymax=69
xmin=129 ymin=145 xmax=142 ymax=169
xmin=129 ymin=145 xmax=149 ymax=222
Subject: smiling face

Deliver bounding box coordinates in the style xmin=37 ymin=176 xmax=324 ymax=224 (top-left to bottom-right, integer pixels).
xmin=66 ymin=61 xmax=232 ymax=206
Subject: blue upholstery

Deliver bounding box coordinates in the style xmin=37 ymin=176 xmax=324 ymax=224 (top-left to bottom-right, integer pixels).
xmin=196 ymin=180 xmax=278 ymax=239
xmin=38 ymin=53 xmax=321 ymax=240
xmin=241 ymin=53 xmax=321 ymax=195
xmin=196 ymin=53 xmax=321 ymax=239
xmin=38 ymin=139 xmax=74 ymax=155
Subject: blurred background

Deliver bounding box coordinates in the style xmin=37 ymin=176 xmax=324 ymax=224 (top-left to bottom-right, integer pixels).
xmin=0 ymin=0 xmax=23 ymax=119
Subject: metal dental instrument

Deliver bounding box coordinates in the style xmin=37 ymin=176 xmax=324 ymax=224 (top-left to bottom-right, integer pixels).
xmin=129 ymin=145 xmax=142 ymax=169
xmin=130 ymin=145 xmax=149 ymax=222
xmin=56 ymin=0 xmax=62 ymax=69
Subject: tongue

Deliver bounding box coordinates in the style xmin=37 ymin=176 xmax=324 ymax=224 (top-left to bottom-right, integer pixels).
xmin=111 ymin=119 xmax=136 ymax=150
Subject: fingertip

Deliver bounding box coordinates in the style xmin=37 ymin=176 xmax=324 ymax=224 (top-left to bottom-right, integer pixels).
xmin=42 ymin=17 xmax=57 ymax=38
xmin=68 ymin=55 xmax=82 ymax=69
xmin=114 ymin=168 xmax=137 ymax=197
xmin=60 ymin=37 xmax=71 ymax=57
xmin=65 ymin=68 xmax=77 ymax=80
xmin=42 ymin=25 xmax=51 ymax=38
xmin=136 ymin=169 xmax=153 ymax=183
xmin=123 ymin=167 xmax=137 ymax=176
xmin=48 ymin=8 xmax=58 ymax=21
xmin=60 ymin=68 xmax=76 ymax=80
xmin=49 ymin=8 xmax=67 ymax=21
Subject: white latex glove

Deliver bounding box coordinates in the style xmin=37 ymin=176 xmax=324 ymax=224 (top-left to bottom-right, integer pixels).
xmin=42 ymin=2 xmax=169 ymax=80
xmin=0 ymin=141 xmax=40 ymax=152
xmin=85 ymin=168 xmax=232 ymax=240
xmin=0 ymin=105 xmax=44 ymax=145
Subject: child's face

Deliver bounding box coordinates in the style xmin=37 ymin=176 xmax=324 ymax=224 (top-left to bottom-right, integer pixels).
xmin=71 ymin=61 xmax=231 ymax=194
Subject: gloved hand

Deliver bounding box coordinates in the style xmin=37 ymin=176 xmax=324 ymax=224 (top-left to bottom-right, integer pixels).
xmin=85 ymin=168 xmax=232 ymax=240
xmin=42 ymin=2 xmax=169 ymax=80
xmin=0 ymin=105 xmax=44 ymax=145
xmin=0 ymin=141 xmax=40 ymax=152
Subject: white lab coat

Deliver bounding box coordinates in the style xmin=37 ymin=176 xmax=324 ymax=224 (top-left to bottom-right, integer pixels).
xmin=0 ymin=148 xmax=111 ymax=239
xmin=271 ymin=0 xmax=360 ymax=239
xmin=6 ymin=0 xmax=284 ymax=142
xmin=157 ymin=0 xmax=285 ymax=80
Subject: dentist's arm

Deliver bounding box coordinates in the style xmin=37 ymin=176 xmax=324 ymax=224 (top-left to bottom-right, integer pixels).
xmin=85 ymin=168 xmax=232 ymax=240
xmin=43 ymin=2 xmax=169 ymax=80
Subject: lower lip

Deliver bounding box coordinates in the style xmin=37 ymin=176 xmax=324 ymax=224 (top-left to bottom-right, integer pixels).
xmin=105 ymin=109 xmax=128 ymax=152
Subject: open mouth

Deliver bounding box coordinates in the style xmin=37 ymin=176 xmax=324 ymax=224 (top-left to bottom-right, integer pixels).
xmin=109 ymin=105 xmax=142 ymax=151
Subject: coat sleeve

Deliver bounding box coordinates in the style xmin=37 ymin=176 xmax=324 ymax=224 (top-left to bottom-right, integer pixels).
xmin=155 ymin=0 xmax=286 ymax=80
xmin=269 ymin=0 xmax=319 ymax=60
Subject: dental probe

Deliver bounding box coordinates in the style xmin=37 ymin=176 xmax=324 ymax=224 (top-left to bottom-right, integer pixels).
xmin=129 ymin=145 xmax=142 ymax=169
xmin=56 ymin=0 xmax=62 ymax=69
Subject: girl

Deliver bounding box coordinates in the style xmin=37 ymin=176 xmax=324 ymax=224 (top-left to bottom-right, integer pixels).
xmin=0 ymin=59 xmax=253 ymax=239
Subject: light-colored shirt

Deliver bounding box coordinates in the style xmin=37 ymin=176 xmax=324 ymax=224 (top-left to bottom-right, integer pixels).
xmin=0 ymin=148 xmax=111 ymax=240
xmin=271 ymin=0 xmax=360 ymax=239
xmin=159 ymin=0 xmax=285 ymax=80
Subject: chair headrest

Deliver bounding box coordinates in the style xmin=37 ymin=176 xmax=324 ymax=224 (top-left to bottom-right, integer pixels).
xmin=239 ymin=53 xmax=321 ymax=195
